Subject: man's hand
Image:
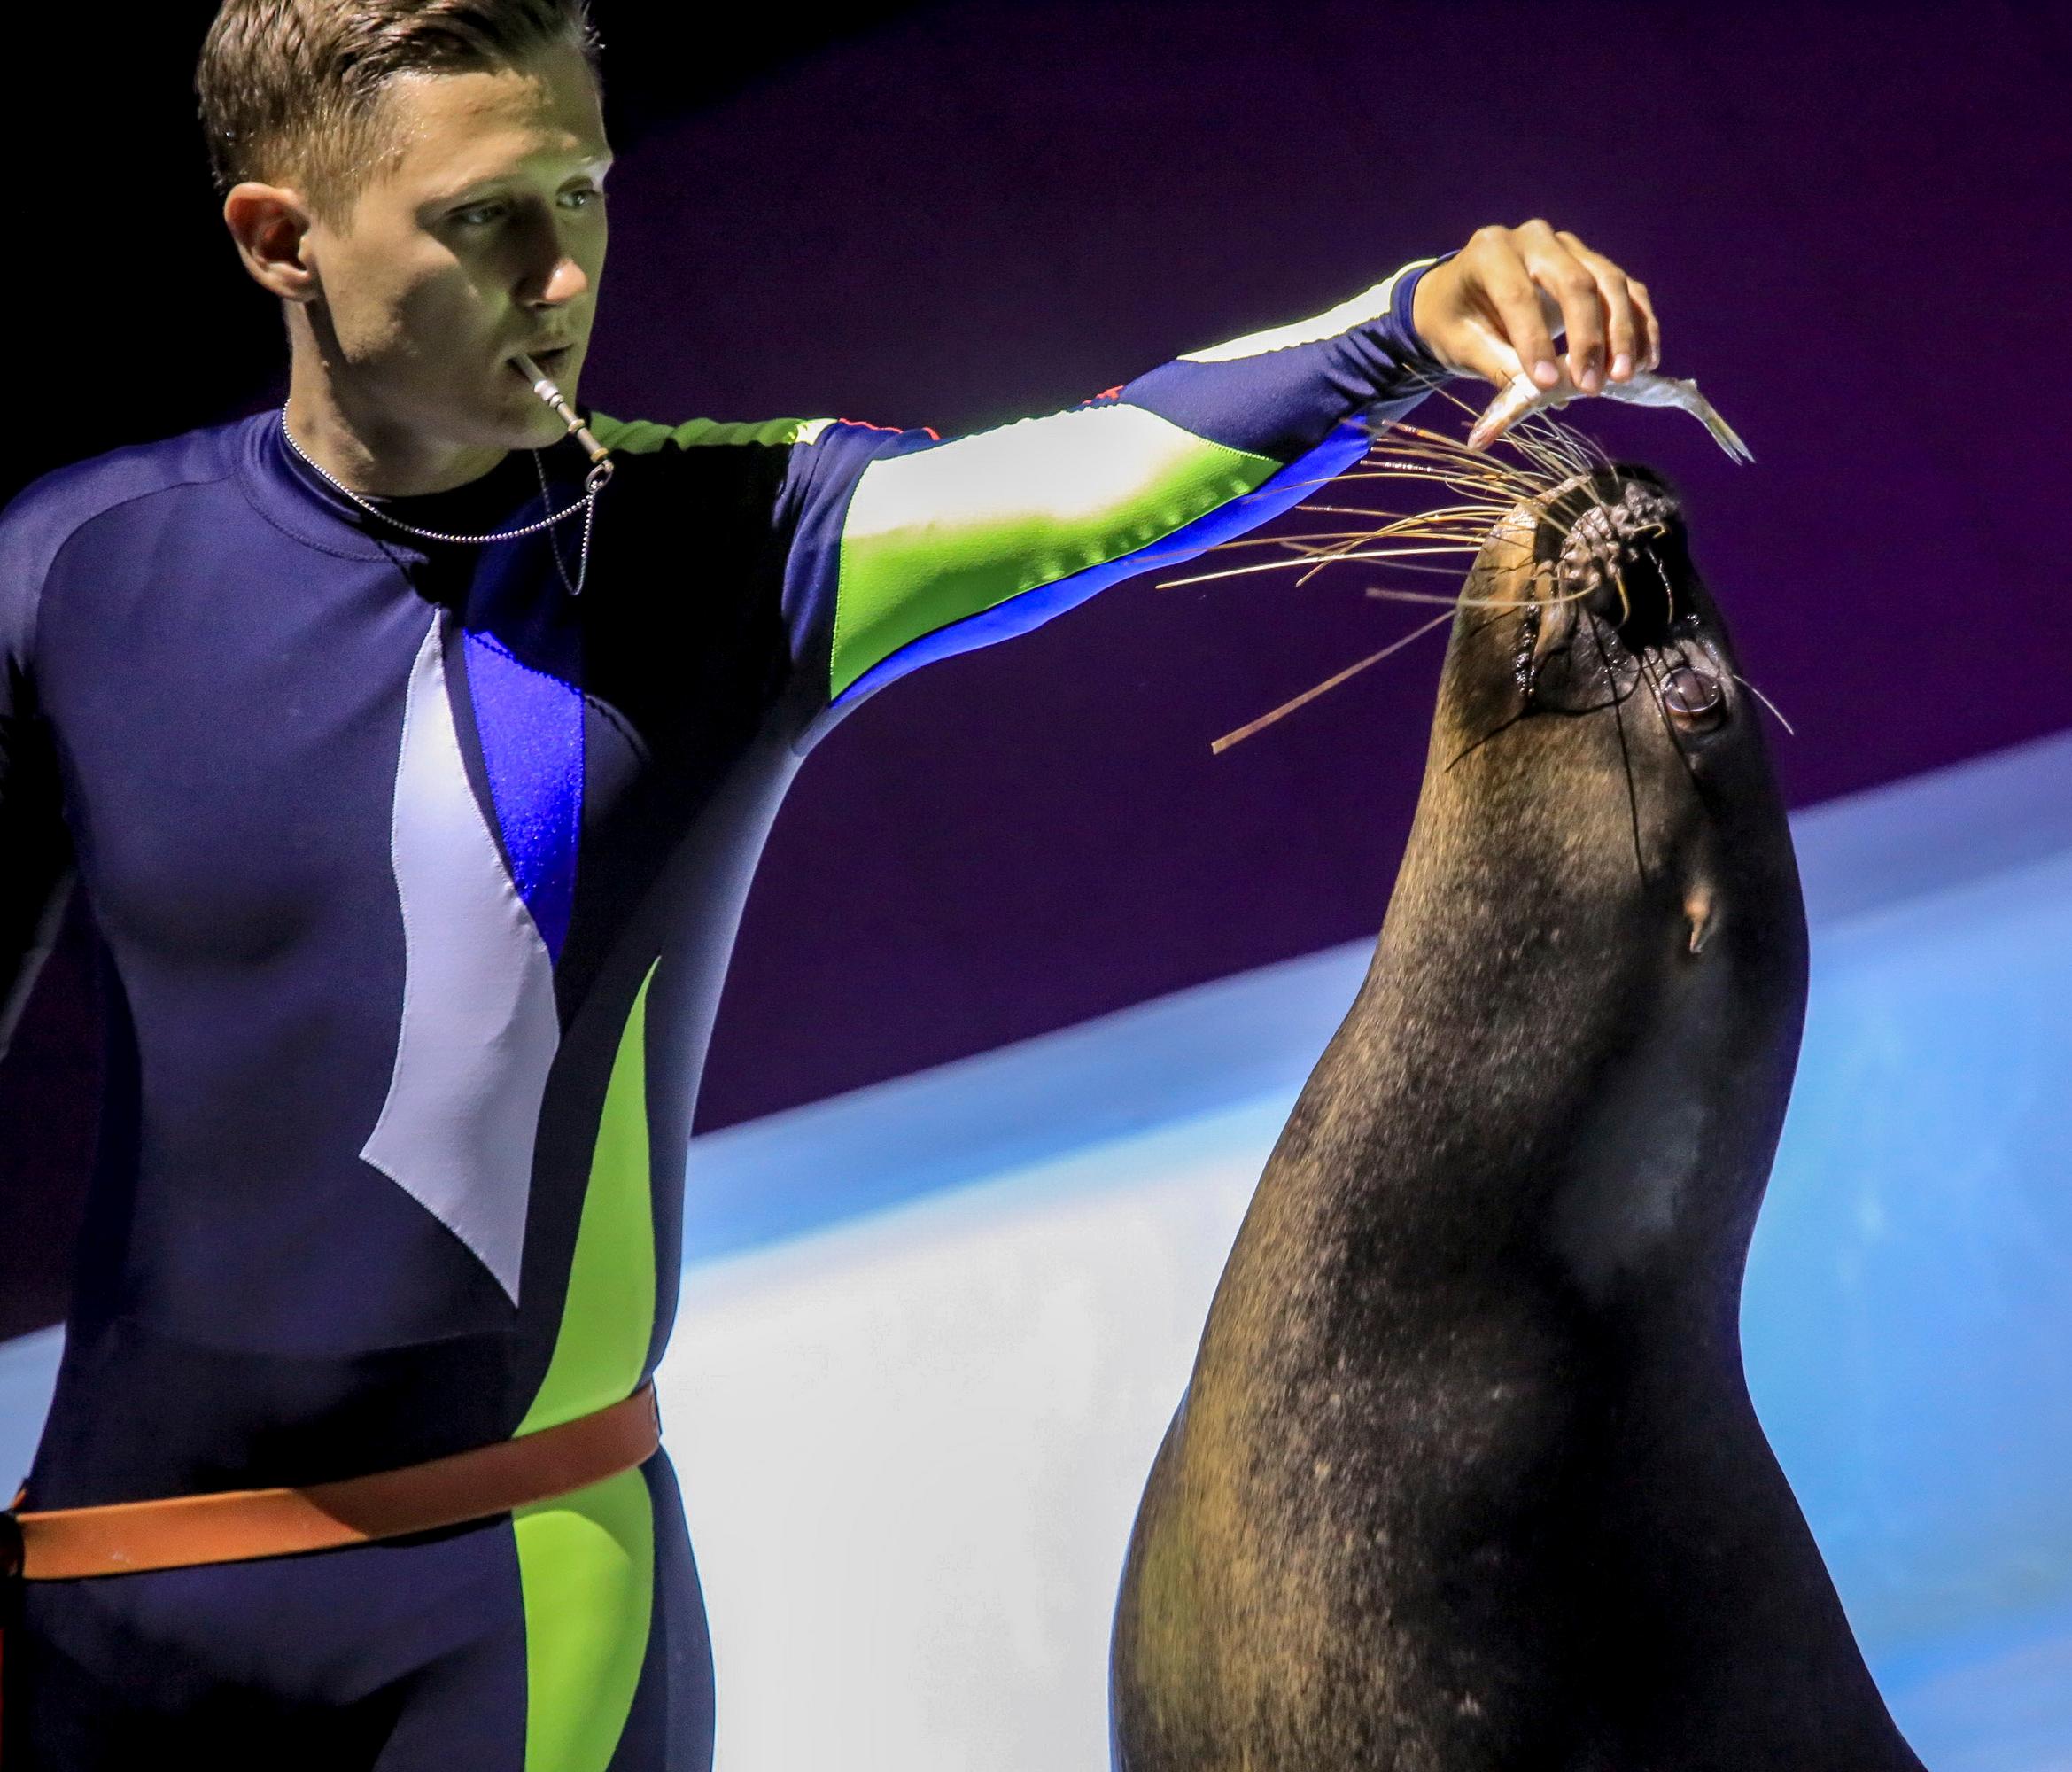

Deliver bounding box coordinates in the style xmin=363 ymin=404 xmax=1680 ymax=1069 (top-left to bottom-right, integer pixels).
xmin=1410 ymin=222 xmax=1660 ymax=393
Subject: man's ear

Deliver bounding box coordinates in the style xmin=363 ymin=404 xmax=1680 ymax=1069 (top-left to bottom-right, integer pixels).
xmin=223 ymin=183 xmax=320 ymax=302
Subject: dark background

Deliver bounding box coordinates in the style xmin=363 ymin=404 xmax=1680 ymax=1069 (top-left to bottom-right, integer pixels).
xmin=4 ymin=1 xmax=2068 ymax=1337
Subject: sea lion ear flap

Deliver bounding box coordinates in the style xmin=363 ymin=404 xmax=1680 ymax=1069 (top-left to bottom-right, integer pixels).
xmin=1685 ymin=884 xmax=1719 ymax=954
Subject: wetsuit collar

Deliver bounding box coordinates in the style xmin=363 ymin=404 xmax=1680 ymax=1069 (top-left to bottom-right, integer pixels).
xmin=237 ymin=408 xmax=586 ymax=562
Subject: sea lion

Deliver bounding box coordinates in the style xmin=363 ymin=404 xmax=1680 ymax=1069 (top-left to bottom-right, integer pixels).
xmin=1109 ymin=465 xmax=1927 ymax=1770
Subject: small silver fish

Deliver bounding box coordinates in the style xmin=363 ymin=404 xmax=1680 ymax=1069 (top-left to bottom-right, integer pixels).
xmin=1467 ymin=366 xmax=1753 ymax=463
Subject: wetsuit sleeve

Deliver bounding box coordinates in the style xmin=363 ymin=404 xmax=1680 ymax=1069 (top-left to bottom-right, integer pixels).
xmin=0 ymin=515 xmax=75 ymax=1063
xmin=775 ymin=255 xmax=1450 ymax=742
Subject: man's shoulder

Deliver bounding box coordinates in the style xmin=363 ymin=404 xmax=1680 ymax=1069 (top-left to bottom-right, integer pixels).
xmin=2 ymin=415 xmax=248 ymax=581
xmin=586 ymin=413 xmax=927 ymax=541
xmin=585 ymin=413 xmax=943 ymax=549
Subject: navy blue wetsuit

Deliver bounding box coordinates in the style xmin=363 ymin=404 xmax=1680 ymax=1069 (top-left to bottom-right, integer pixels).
xmin=0 ymin=261 xmax=1441 ymax=1768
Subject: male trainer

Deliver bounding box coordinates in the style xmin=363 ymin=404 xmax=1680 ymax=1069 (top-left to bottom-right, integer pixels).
xmin=0 ymin=1 xmax=1660 ymax=1766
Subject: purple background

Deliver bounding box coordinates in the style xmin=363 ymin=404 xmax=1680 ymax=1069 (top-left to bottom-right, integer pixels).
xmin=598 ymin=1 xmax=2072 ymax=1126
xmin=4 ymin=1 xmax=2068 ymax=1333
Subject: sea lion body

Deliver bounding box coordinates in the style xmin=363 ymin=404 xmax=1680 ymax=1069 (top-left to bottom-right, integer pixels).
xmin=1109 ymin=470 xmax=1926 ymax=1770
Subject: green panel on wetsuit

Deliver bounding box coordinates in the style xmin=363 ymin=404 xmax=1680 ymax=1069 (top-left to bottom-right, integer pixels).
xmin=587 ymin=412 xmax=830 ymax=453
xmin=515 ymin=1464 xmax=657 ymax=1772
xmin=827 ymin=403 xmax=1277 ymax=697
xmin=517 ymin=961 xmax=659 ymax=1437
xmin=512 ymin=967 xmax=662 ymax=1767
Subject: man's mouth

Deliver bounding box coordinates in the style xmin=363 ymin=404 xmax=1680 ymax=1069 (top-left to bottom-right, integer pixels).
xmin=515 ymin=345 xmax=576 ymax=381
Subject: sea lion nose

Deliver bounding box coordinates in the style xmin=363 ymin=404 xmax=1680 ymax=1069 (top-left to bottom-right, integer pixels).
xmin=1659 ymin=664 xmax=1726 ymax=729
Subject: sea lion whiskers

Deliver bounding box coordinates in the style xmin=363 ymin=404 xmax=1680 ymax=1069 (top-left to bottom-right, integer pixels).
xmin=1508 ymin=418 xmax=1602 ymax=488
xmin=1444 ymin=664 xmax=1651 ymax=773
xmin=1155 ymin=542 xmax=1490 ymax=592
xmin=1190 ymin=412 xmax=1671 ymax=754
xmin=1291 ymin=502 xmax=1479 ymax=517
xmin=1421 ymin=375 xmax=1610 ymax=486
xmin=1356 ymin=564 xmax=1499 ymax=584
xmin=1348 ymin=417 xmax=1553 ymax=503
xmin=1362 ymin=585 xmax=1494 ymax=607
xmin=1731 ymin=672 xmax=1796 ymax=735
xmin=1209 ymin=609 xmax=1459 ymax=754
xmin=1650 ymin=546 xmax=1680 ymax=628
xmin=1205 ymin=532 xmax=1551 ymax=751
xmin=1582 ymin=586 xmax=1652 ymax=885
xmin=1352 ymin=425 xmax=1540 ymax=478
xmin=1158 ymin=498 xmax=1514 ymax=590
xmin=1442 ymin=707 xmax=1533 ymax=771
xmin=1416 ymin=377 xmax=1591 ymax=470
xmin=1284 ymin=524 xmax=1504 ymax=587
xmin=1446 ymin=602 xmax=1653 ymax=773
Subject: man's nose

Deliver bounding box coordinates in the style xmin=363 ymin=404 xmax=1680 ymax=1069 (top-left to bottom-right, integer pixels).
xmin=514 ymin=211 xmax=593 ymax=307
xmin=533 ymin=253 xmax=590 ymax=306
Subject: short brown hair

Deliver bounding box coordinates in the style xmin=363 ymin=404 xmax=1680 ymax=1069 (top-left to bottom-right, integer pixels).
xmin=196 ymin=0 xmax=601 ymax=221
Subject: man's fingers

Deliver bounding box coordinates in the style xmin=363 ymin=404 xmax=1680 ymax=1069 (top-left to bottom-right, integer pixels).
xmin=1429 ymin=224 xmax=1664 ymax=390
xmin=1474 ymin=227 xmax=1562 ymax=389
xmin=1448 ymin=324 xmax=1530 ymax=392
xmin=1522 ymin=227 xmax=1607 ymax=392
xmin=1627 ymin=277 xmax=1662 ymax=370
xmin=1556 ymin=231 xmax=1640 ymax=382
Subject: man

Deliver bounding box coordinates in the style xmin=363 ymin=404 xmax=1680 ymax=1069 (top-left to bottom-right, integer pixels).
xmin=0 ymin=1 xmax=1659 ymax=1766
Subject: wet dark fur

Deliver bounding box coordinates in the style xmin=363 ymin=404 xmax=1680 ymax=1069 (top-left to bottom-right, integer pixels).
xmin=1109 ymin=468 xmax=1927 ymax=1771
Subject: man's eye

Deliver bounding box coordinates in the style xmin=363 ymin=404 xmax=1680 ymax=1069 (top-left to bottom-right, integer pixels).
xmin=454 ymin=203 xmax=506 ymax=226
xmin=561 ymin=187 xmax=604 ymax=210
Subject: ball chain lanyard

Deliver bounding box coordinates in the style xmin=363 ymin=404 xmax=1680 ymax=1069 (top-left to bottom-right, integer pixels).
xmin=276 ymin=354 xmax=616 ymax=596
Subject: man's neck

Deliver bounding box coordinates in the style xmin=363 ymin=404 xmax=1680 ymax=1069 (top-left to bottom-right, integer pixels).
xmin=283 ymin=350 xmax=507 ymax=499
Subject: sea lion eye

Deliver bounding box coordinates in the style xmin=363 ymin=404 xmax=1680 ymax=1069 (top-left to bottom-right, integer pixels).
xmin=1659 ymin=664 xmax=1726 ymax=732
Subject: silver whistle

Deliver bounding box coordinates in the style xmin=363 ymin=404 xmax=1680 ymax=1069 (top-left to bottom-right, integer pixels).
xmin=514 ymin=353 xmax=615 ymax=490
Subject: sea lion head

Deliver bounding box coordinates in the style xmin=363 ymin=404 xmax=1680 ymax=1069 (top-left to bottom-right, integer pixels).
xmin=1416 ymin=462 xmax=1796 ymax=954
xmin=1393 ymin=462 xmax=1808 ymax=1295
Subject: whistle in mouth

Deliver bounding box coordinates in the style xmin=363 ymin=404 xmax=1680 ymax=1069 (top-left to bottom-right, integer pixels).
xmin=514 ymin=353 xmax=615 ymax=484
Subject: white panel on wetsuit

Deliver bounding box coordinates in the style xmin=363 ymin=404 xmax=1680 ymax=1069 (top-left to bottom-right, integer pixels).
xmin=360 ymin=610 xmax=561 ymax=1303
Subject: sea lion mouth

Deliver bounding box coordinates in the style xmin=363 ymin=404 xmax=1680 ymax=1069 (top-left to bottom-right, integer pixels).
xmin=1542 ymin=472 xmax=1681 ymax=651
xmin=1514 ymin=467 xmax=1731 ymax=738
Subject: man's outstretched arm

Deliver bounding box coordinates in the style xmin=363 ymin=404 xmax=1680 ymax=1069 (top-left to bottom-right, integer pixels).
xmin=775 ymin=223 xmax=1658 ymax=737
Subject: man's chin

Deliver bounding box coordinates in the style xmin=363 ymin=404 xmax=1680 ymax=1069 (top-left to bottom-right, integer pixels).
xmin=521 ymin=404 xmax=572 ymax=449
xmin=476 ymin=396 xmax=572 ymax=456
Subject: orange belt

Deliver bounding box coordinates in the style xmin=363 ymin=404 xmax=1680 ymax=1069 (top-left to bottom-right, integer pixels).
xmin=0 ymin=1383 xmax=659 ymax=1754
xmin=0 ymin=1376 xmax=658 ymax=1749
xmin=0 ymin=1383 xmax=660 ymax=1582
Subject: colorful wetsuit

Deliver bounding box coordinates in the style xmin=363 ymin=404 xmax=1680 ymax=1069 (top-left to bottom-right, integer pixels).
xmin=0 ymin=260 xmax=1442 ymax=1769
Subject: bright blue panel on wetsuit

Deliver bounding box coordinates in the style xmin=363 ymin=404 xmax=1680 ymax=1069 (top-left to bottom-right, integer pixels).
xmin=462 ymin=628 xmax=583 ymax=963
